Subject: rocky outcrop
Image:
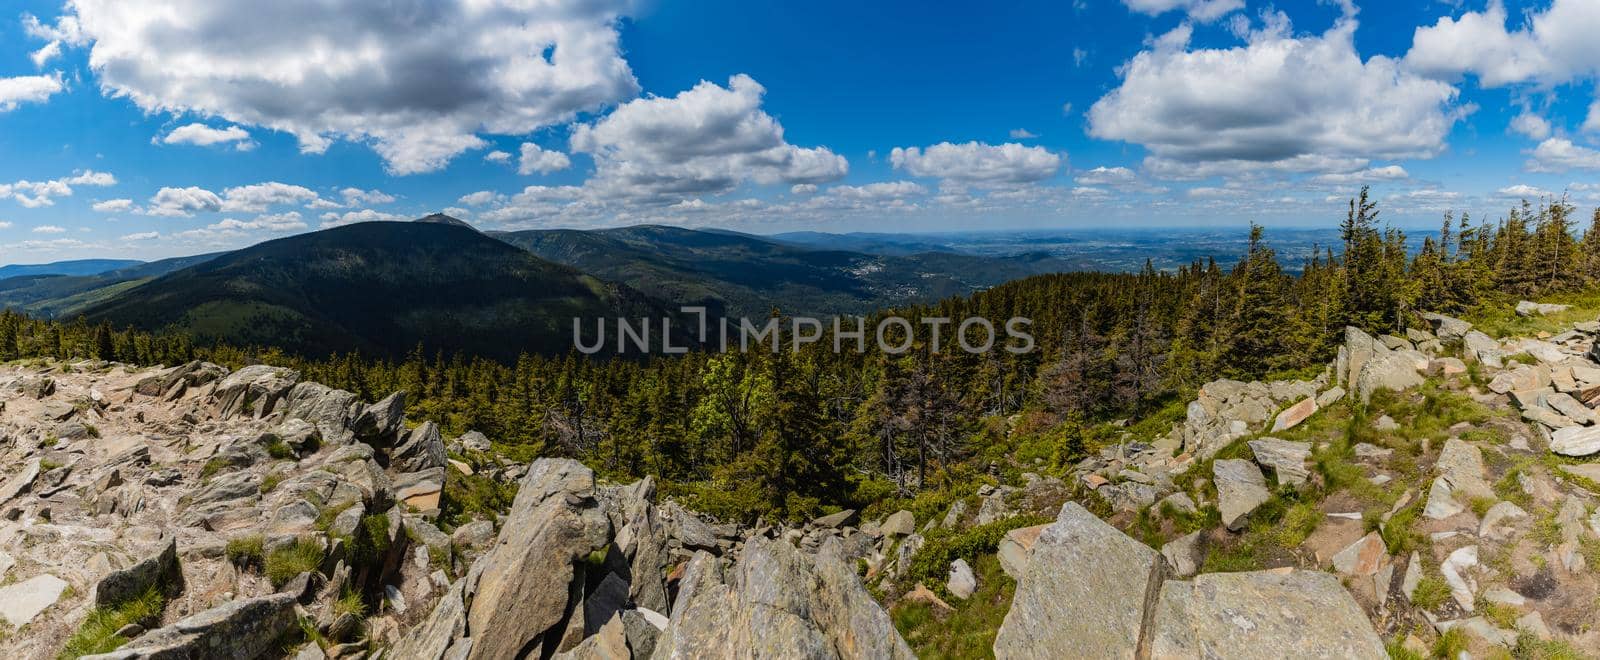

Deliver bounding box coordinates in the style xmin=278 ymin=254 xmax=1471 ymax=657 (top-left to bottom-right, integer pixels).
xmin=212 ymin=364 xmax=299 ymax=420
xmin=653 ymin=537 xmax=914 ymax=659
xmin=466 ymin=459 xmax=613 ymax=660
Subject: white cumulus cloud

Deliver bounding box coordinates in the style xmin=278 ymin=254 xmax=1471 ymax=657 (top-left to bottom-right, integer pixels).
xmin=145 ymin=186 xmax=223 ymax=217
xmin=92 ymin=198 xmax=134 ymax=213
xmin=33 ymin=0 xmax=641 ymax=174
xmin=0 ymin=170 xmax=117 ymax=208
xmin=1405 ymin=0 xmax=1600 ymax=88
xmin=571 ymin=74 xmax=847 ymax=201
xmin=1089 ymin=13 xmax=1462 ymax=177
xmin=518 ymin=143 xmax=572 ymax=175
xmin=1525 ymin=137 xmax=1600 ymax=172
xmin=0 ymin=74 xmax=64 ymax=112
xmin=159 ymin=123 xmax=255 ymax=150
xmin=890 ymin=142 xmax=1061 ymax=185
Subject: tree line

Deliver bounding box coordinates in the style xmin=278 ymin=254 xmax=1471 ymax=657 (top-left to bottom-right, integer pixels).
xmin=4 ymin=188 xmax=1600 ymax=522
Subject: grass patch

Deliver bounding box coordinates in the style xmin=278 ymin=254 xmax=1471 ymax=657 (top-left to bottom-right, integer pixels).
xmin=901 ymin=515 xmax=1050 ymax=599
xmin=439 ymin=469 xmax=518 ymax=529
xmin=57 ymin=586 xmax=164 ymax=659
xmin=260 ymin=472 xmax=285 ymax=494
xmin=265 ymin=439 xmax=295 ymax=460
xmin=1432 ymin=628 xmax=1470 ymax=660
xmin=1482 ymin=602 xmax=1520 ymax=630
xmin=265 ymin=537 xmax=324 ymax=588
xmin=892 ymin=554 xmax=1014 ymax=659
xmin=1411 ymin=575 xmax=1450 ymax=612
xmin=225 ymin=534 xmax=265 ymax=568
xmin=200 ymin=457 xmax=230 ymax=479
xmin=1512 ymin=635 xmax=1592 ymax=660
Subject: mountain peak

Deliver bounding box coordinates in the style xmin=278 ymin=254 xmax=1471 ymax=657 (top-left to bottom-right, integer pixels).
xmin=415 ymin=213 xmax=475 ymax=230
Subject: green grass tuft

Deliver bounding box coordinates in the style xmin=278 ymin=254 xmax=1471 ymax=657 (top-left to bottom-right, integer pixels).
xmin=57 ymin=587 xmax=164 ymax=659
xmin=265 ymin=537 xmax=324 ymax=588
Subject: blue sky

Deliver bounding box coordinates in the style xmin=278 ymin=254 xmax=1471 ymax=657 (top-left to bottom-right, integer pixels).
xmin=3 ymin=0 xmax=1600 ymax=261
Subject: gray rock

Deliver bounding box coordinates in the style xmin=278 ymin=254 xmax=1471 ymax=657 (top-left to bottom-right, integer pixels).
xmin=95 ymin=537 xmax=182 ymax=608
xmin=811 ymin=508 xmax=857 ymax=528
xmin=84 ymin=592 xmax=297 ymax=660
xmin=881 ymin=510 xmax=915 ymax=537
xmin=1478 ymin=501 xmax=1528 ymax=540
xmin=391 ymin=579 xmax=467 ymax=660
xmin=650 ymin=538 xmax=914 ymax=659
xmin=1551 ymin=425 xmax=1600 ymax=456
xmin=393 ymin=421 xmax=448 ymax=473
xmin=353 ymin=390 xmax=407 ymax=444
xmin=994 ymin=503 xmax=1164 ymax=659
xmin=1421 ymin=312 xmax=1471 ymax=340
xmin=1247 ymin=438 xmax=1312 ymax=487
xmin=1161 ymin=531 xmax=1202 ymax=578
xmin=1516 ymin=300 xmax=1570 ymax=317
xmin=0 ymin=574 xmax=68 ymax=628
xmin=0 ymin=457 xmax=42 ymax=505
xmin=451 ymin=520 xmax=495 ymax=549
xmin=212 ymin=364 xmax=299 ymax=420
xmin=948 ymin=558 xmax=976 ymax=599
xmin=465 ymin=459 xmax=612 ymax=660
xmin=1149 ymin=570 xmax=1385 ymax=659
xmin=279 ymin=381 xmax=360 ymax=443
xmin=1463 ymin=330 xmax=1504 ymax=368
xmin=556 ymin=612 xmax=629 ymax=660
xmin=620 ymin=609 xmax=663 ymax=659
xmin=189 ymin=470 xmax=263 ymax=506
xmin=457 ymin=430 xmax=492 ymax=453
xmin=395 ymin=468 xmax=446 ymax=512
xmin=1213 ymin=459 xmax=1270 ymax=531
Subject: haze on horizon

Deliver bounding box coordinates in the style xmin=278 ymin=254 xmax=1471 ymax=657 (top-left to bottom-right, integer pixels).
xmin=3 ymin=0 xmax=1600 ymax=262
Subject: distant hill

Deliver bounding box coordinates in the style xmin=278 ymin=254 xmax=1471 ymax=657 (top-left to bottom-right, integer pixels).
xmin=0 ymin=253 xmax=226 ymax=318
xmin=0 ymin=258 xmax=144 ymax=279
xmin=493 ymin=225 xmax=1070 ymax=317
xmin=77 ymin=221 xmax=671 ymax=360
xmin=415 ymin=212 xmax=478 ymax=230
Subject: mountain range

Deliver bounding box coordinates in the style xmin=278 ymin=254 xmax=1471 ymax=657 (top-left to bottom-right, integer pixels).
xmin=2 ymin=215 xmax=1074 ymax=358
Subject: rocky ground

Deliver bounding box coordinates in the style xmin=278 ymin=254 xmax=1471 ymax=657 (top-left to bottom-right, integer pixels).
xmin=0 ymin=299 xmax=1597 ymax=659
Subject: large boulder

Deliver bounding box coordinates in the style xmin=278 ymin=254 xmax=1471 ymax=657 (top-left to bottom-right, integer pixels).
xmin=1148 ymin=569 xmax=1385 ymax=659
xmin=651 ymin=537 xmax=914 ymax=659
xmin=353 ymin=390 xmax=407 ymax=445
xmin=279 ymin=381 xmax=361 ymax=443
xmin=994 ymin=503 xmax=1164 ymax=659
xmin=1424 ymin=438 xmax=1493 ymax=520
xmin=212 ymin=365 xmax=299 ymax=419
xmin=466 ymin=459 xmax=612 ymax=660
xmin=84 ymin=592 xmax=298 ymax=660
xmin=392 ymin=421 xmax=448 ymax=472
